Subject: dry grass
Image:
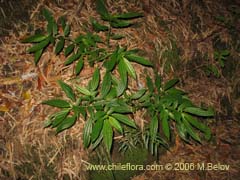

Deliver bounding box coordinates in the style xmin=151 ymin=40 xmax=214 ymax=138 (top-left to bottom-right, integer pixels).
xmin=0 ymin=0 xmax=239 ymax=179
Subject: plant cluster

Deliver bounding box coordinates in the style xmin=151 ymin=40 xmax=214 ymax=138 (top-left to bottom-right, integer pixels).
xmin=22 ymin=0 xmax=214 ymax=154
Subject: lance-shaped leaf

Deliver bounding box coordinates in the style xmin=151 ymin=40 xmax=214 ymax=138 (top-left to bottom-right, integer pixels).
xmin=183 ymin=107 xmax=214 ymax=117
xmin=123 ymin=57 xmax=136 ymax=79
xmin=103 ymin=119 xmax=113 ymax=152
xmin=27 ymin=37 xmax=50 ymax=53
xmin=76 ymin=85 xmax=92 ymax=96
xmin=110 ymin=34 xmax=125 ymax=40
xmin=100 ymin=72 xmax=112 ymax=98
xmin=109 ymin=116 xmax=123 ymax=134
xmin=146 ymin=75 xmax=154 ymax=93
xmin=104 ymin=50 xmax=118 ymax=72
xmin=58 ymin=16 xmax=66 ymax=30
xmin=125 ymin=54 xmax=153 ymax=66
xmin=22 ymin=34 xmax=48 ymax=43
xmin=111 ymin=113 xmax=136 ymax=128
xmin=58 ymin=80 xmax=75 ymax=101
xmin=91 ymin=117 xmax=105 ymax=142
xmin=182 ymin=117 xmax=201 ymax=142
xmin=90 ymin=17 xmax=109 ymax=32
xmin=130 ymin=89 xmax=146 ymax=100
xmin=89 ymin=68 xmax=100 ymax=91
xmin=155 ymin=73 xmax=162 ymax=90
xmin=96 ymin=0 xmax=109 ymax=19
xmin=164 ymin=79 xmax=179 ymax=91
xmin=150 ymin=115 xmax=158 ymax=141
xmin=75 ymin=58 xmax=84 ymax=75
xmin=55 ymin=36 xmax=65 ymax=55
xmin=64 ymin=44 xmax=75 ymax=57
xmin=160 ymin=110 xmax=170 ymax=140
xmin=64 ymin=24 xmax=71 ymax=37
xmin=64 ymin=51 xmax=81 ymax=65
xmin=34 ymin=49 xmax=43 ymax=65
xmin=176 ymin=122 xmax=189 ymax=142
xmin=51 ymin=109 xmax=70 ymax=128
xmin=110 ymin=20 xmax=132 ymax=28
xmin=111 ymin=105 xmax=132 ymax=113
xmin=42 ymin=99 xmax=70 ymax=108
xmin=116 ymin=78 xmax=127 ymax=97
xmin=83 ymin=118 xmax=93 ymax=148
xmin=42 ymin=8 xmax=54 ymax=22
xmin=183 ymin=113 xmax=211 ymax=140
xmin=115 ymin=12 xmax=143 ymax=19
xmin=56 ymin=115 xmax=77 ymax=134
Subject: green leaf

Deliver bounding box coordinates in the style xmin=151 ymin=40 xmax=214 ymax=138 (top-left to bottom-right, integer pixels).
xmin=91 ymin=17 xmax=109 ymax=32
xmin=146 ymin=76 xmax=154 ymax=93
xmin=58 ymin=80 xmax=75 ymax=101
xmin=183 ymin=113 xmax=211 ymax=140
xmin=182 ymin=117 xmax=201 ymax=142
xmin=83 ymin=118 xmax=92 ymax=148
xmin=52 ymin=21 xmax=58 ymax=36
xmin=125 ymin=54 xmax=153 ymax=66
xmin=115 ymin=12 xmax=143 ymax=19
xmin=59 ymin=16 xmax=66 ymax=30
xmin=64 ymin=44 xmax=75 ymax=57
xmin=118 ymin=58 xmax=127 ymax=82
xmin=75 ymin=58 xmax=84 ymax=75
xmin=51 ymin=109 xmax=70 ymax=128
xmin=110 ymin=34 xmax=125 ymax=40
xmin=46 ymin=20 xmax=55 ymax=35
xmin=166 ymin=88 xmax=186 ymax=95
xmin=89 ymin=68 xmax=100 ymax=91
xmin=109 ymin=116 xmax=123 ymax=133
xmin=56 ymin=115 xmax=77 ymax=134
xmin=130 ymin=89 xmax=146 ymax=100
xmin=55 ymin=36 xmax=65 ymax=55
xmin=101 ymin=72 xmax=112 ymax=98
xmin=161 ymin=110 xmax=170 ymax=140
xmin=27 ymin=37 xmax=50 ymax=53
xmin=42 ymin=99 xmax=70 ymax=108
xmin=42 ymin=8 xmax=53 ymax=22
xmin=155 ymin=73 xmax=162 ymax=90
xmin=104 ymin=53 xmax=118 ymax=72
xmin=123 ymin=57 xmax=136 ymax=79
xmin=164 ymin=78 xmax=179 ymax=91
xmin=96 ymin=0 xmax=109 ymax=19
xmin=103 ymin=119 xmax=113 ymax=152
xmin=91 ymin=134 xmax=103 ymax=150
xmin=22 ymin=34 xmax=48 ymax=43
xmin=111 ymin=113 xmax=136 ymax=128
xmin=64 ymin=52 xmax=81 ymax=65
xmin=183 ymin=107 xmax=214 ymax=117
xmin=111 ymin=105 xmax=132 ymax=113
xmin=64 ymin=24 xmax=71 ymax=37
xmin=176 ymin=122 xmax=188 ymax=142
xmin=34 ymin=49 xmax=43 ymax=65
xmin=91 ymin=117 xmax=104 ymax=142
xmin=110 ymin=20 xmax=132 ymax=28
xmin=76 ymin=85 xmax=92 ymax=96
xmin=221 ymin=49 xmax=230 ymax=56
xmin=116 ymin=79 xmax=127 ymax=97
xmin=72 ymin=106 xmax=86 ymax=118
xmin=150 ymin=115 xmax=158 ymax=141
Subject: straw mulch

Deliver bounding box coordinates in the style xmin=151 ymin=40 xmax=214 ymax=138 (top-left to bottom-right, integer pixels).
xmin=0 ymin=0 xmax=239 ymax=179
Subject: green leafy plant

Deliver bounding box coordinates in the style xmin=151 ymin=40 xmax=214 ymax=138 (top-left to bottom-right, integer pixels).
xmin=22 ymin=0 xmax=214 ymax=155
xmin=205 ymin=49 xmax=230 ymax=77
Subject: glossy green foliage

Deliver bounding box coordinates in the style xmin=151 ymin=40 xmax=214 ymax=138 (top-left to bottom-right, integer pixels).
xmin=23 ymin=1 xmax=214 ymax=155
xmin=139 ymin=73 xmax=214 ymax=154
